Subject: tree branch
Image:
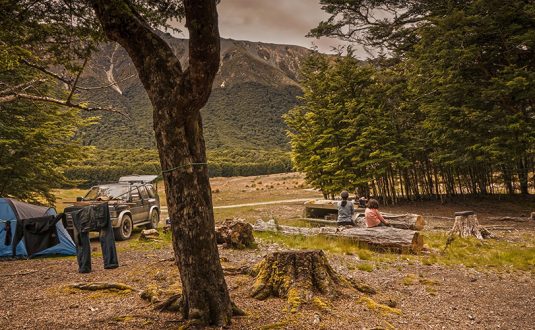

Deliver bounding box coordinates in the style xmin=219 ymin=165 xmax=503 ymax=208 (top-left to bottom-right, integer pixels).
xmin=66 ymin=56 xmax=89 ymax=104
xmin=0 ymin=79 xmax=47 ymax=96
xmin=21 ymin=59 xmax=73 ymax=86
xmin=0 ymin=92 xmax=128 ymax=116
xmin=90 ymin=0 xmax=183 ymax=92
xmin=183 ymin=0 xmax=220 ymax=108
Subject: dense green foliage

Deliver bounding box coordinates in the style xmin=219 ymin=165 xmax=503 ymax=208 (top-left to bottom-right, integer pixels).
xmin=0 ymin=7 xmax=95 ymax=203
xmin=64 ymin=148 xmax=291 ymax=187
xmin=0 ymin=69 xmax=93 ymax=203
xmin=288 ymin=0 xmax=535 ymax=201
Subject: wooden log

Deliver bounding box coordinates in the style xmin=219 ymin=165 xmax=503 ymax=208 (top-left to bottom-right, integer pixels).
xmin=253 ymin=220 xmax=423 ymax=254
xmin=215 ymin=219 xmax=255 ymax=248
xmin=486 ymin=216 xmax=532 ymax=222
xmin=140 ymin=229 xmax=160 ymax=241
xmin=68 ymin=282 xmax=137 ymax=292
xmin=303 ymin=212 xmax=426 ymax=231
xmin=359 ymin=213 xmax=425 ymax=231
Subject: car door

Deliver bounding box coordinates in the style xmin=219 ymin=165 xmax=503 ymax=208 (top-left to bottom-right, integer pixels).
xmin=137 ymin=185 xmax=151 ymax=221
xmin=128 ymin=186 xmax=145 ymax=224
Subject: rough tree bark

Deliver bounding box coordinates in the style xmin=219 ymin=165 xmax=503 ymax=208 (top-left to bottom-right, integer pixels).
xmin=90 ymin=0 xmax=232 ymax=325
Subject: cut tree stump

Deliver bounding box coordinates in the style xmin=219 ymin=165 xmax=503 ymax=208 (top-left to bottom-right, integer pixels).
xmin=449 ymin=211 xmax=483 ymax=239
xmin=215 ymin=219 xmax=255 ymax=248
xmin=254 ymin=220 xmax=423 ymax=254
xmin=251 ymin=250 xmax=343 ymax=312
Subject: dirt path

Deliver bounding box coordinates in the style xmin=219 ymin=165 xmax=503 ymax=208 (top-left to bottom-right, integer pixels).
xmin=213 ymin=198 xmax=313 ymax=209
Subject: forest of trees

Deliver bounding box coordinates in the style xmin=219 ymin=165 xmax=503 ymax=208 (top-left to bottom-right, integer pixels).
xmin=286 ymin=0 xmax=535 ymax=202
xmin=64 ymin=148 xmax=291 ymax=187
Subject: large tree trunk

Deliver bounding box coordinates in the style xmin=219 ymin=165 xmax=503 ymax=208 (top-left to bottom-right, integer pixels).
xmin=90 ymin=0 xmax=232 ymax=326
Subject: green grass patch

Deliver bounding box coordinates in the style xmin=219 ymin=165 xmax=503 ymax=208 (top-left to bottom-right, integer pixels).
xmin=255 ymin=230 xmax=535 ymax=272
xmin=402 ymin=274 xmax=417 ymax=285
xmin=423 ymin=232 xmax=535 ymax=271
xmin=255 ymin=231 xmax=376 ymax=256
xmin=356 ymin=263 xmax=375 ymax=272
xmin=358 ymin=296 xmax=402 ymax=316
xmin=125 ymin=230 xmax=173 ymax=251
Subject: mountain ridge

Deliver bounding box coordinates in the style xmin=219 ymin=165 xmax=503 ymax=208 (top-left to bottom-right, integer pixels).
xmin=78 ymin=35 xmax=312 ymax=150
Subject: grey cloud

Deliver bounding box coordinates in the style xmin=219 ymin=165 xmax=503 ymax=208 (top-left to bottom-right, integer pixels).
xmin=172 ymin=0 xmax=359 ymax=55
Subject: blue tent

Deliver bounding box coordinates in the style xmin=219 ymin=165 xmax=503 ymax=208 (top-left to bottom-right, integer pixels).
xmin=0 ymin=198 xmax=76 ymax=258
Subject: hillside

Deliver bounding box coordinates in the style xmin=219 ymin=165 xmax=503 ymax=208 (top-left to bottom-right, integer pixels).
xmin=78 ymin=36 xmax=311 ymax=150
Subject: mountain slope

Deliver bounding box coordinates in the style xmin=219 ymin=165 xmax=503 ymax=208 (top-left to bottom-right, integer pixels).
xmin=78 ymin=36 xmax=311 ymax=150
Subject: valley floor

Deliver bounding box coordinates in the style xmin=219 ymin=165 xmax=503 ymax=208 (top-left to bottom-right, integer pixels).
xmin=2 ymin=173 xmax=534 ymax=329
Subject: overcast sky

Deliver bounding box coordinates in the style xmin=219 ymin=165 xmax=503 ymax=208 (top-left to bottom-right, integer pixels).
xmin=173 ymin=0 xmax=349 ymax=54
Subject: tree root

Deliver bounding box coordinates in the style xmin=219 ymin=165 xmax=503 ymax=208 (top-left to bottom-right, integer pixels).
xmin=155 ymin=294 xmax=183 ymax=312
xmin=223 ymin=265 xmax=252 ymax=276
xmin=346 ymin=278 xmax=377 ymax=295
xmin=140 ymin=286 xmax=244 ymax=317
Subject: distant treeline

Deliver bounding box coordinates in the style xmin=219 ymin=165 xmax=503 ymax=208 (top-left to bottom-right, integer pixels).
xmin=286 ymin=0 xmax=534 ymax=203
xmin=64 ymin=148 xmax=291 ymax=187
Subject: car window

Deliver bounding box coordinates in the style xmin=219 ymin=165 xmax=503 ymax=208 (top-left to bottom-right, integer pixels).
xmin=84 ymin=185 xmax=129 ymax=201
xmin=130 ymin=187 xmax=141 ymax=202
xmin=146 ymin=185 xmax=156 ymax=198
xmin=138 ymin=185 xmax=149 ymax=199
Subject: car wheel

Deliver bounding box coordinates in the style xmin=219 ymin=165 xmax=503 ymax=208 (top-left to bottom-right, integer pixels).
xmin=146 ymin=209 xmax=160 ymax=229
xmin=114 ymin=214 xmax=133 ymax=241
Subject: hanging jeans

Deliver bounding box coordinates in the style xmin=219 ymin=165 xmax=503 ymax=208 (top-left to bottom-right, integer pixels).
xmin=72 ymin=203 xmax=118 ymax=273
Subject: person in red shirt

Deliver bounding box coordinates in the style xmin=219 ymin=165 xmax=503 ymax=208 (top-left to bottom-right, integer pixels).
xmin=364 ymin=198 xmax=389 ymax=228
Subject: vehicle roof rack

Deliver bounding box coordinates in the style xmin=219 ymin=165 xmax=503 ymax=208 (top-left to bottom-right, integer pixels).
xmin=118 ymin=175 xmax=159 ymax=184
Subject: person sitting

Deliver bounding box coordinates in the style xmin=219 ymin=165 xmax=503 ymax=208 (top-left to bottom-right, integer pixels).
xmin=358 ymin=196 xmax=367 ymax=208
xmin=337 ymin=191 xmax=354 ymax=226
xmin=364 ymin=198 xmax=389 ymax=228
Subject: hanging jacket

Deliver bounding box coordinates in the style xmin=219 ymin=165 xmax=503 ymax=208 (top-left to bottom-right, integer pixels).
xmin=72 ymin=202 xmax=110 ymax=233
xmin=11 ymin=214 xmax=65 ymax=257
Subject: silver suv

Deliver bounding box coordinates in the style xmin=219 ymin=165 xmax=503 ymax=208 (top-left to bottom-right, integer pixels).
xmin=64 ymin=175 xmax=160 ymax=241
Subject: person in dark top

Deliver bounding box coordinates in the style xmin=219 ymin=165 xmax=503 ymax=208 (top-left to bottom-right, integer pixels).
xmin=337 ymin=191 xmax=354 ymax=226
xmin=358 ymin=196 xmax=367 ymax=208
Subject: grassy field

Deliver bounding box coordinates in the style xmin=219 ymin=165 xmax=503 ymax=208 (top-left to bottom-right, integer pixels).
xmin=53 ymin=172 xmax=535 ymax=273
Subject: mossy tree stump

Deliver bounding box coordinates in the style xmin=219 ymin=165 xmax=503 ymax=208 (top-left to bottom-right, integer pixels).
xmin=251 ymin=250 xmax=343 ymax=312
xmin=449 ymin=211 xmax=483 ymax=239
